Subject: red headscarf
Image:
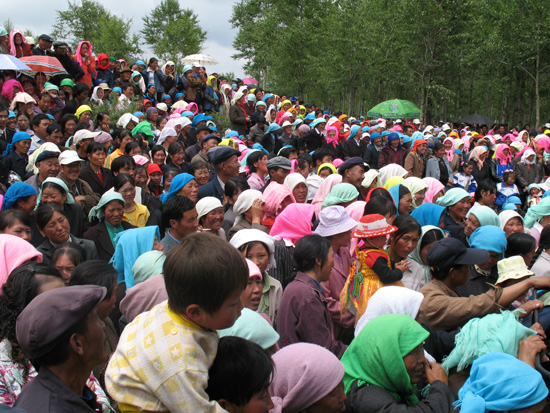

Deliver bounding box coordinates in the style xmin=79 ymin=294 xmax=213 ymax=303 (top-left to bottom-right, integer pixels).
xmin=411 ymin=139 xmax=427 ymax=152
xmin=96 ymin=53 xmax=109 ymax=70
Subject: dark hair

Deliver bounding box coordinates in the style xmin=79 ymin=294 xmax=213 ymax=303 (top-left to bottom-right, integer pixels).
xmin=237 ymin=241 xmax=270 ymax=260
xmin=0 ymin=103 xmax=7 ymax=114
xmin=431 ymin=262 xmax=469 ymax=281
xmin=224 ymin=177 xmax=250 ymax=211
xmin=391 ymin=215 xmax=421 ymax=243
xmin=114 ymin=173 xmax=135 ymax=191
xmin=73 ymin=122 xmax=91 ymax=134
xmin=433 ymin=142 xmax=444 ymax=153
xmin=16 ymin=111 xmax=30 ymax=121
xmin=51 ymin=242 xmax=85 ymax=271
xmin=124 ymin=141 xmax=141 ymax=156
xmin=0 ymin=263 xmax=63 ymax=377
xmin=86 ymin=141 xmax=106 ymax=155
xmin=95 ymin=112 xmax=110 ymax=130
xmin=312 ymin=148 xmax=334 ymax=166
xmin=294 ymin=234 xmax=331 ymax=272
xmin=278 ymin=147 xmax=297 ymax=159
xmin=0 ymin=209 xmax=31 ymax=231
xmin=121 ymin=82 xmax=133 ymax=91
xmin=162 ymin=195 xmax=195 ymax=230
xmin=38 ymin=92 xmax=51 ymax=102
xmin=247 ymin=151 xmax=266 ymax=173
xmin=163 ymin=167 xmax=180 ymax=183
xmin=150 ymin=145 xmax=166 ymax=161
xmin=398 ymin=184 xmax=411 ymax=200
xmin=46 ymin=123 xmax=62 ymax=135
xmin=111 ymin=155 xmax=136 ymax=174
xmin=41 ymin=180 xmax=67 ymax=199
xmin=59 ymin=114 xmax=78 ymax=134
xmin=420 ymin=229 xmax=445 ymax=251
xmin=474 ymin=179 xmax=497 ymax=202
xmin=368 ymin=187 xmax=394 ymax=202
xmin=533 ymin=225 xmax=550 ymax=266
xmin=69 ymin=260 xmax=117 ymax=298
xmin=167 ymin=141 xmax=183 ymax=156
xmin=31 ymin=113 xmax=50 ymax=130
xmin=73 ymin=82 xmax=90 ymax=96
xmin=460 ymin=160 xmax=477 ymax=172
xmin=190 ymin=159 xmax=209 ymax=175
xmin=364 ymin=196 xmax=397 ymax=218
xmin=163 ymin=232 xmax=248 ymax=314
xmin=505 ymin=232 xmax=536 ymax=262
xmin=298 ymin=152 xmax=312 ymax=164
xmin=35 ymin=203 xmax=68 ymax=230
xmin=502 ymin=171 xmax=515 ymax=182
xmin=113 ymin=129 xmax=134 ymax=150
xmin=206 ymin=336 xmax=273 ymax=407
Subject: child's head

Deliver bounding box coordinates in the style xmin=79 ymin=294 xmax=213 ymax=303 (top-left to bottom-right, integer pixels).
xmin=164 ymin=232 xmax=248 ymax=330
xmin=206 ymin=336 xmax=274 ymax=412
xmin=530 ymin=187 xmax=541 ymax=197
xmin=353 ymin=214 xmax=397 ymax=249
xmin=462 ymin=160 xmax=475 ymax=175
xmin=503 ymin=171 xmax=515 ymax=185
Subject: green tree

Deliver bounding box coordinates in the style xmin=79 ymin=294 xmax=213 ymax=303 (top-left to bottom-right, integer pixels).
xmin=141 ymin=0 xmax=206 ymax=65
xmin=52 ymin=0 xmax=142 ymax=62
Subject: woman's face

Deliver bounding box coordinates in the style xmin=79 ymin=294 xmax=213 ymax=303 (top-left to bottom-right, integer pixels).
xmin=398 ymin=193 xmax=413 ymax=215
xmin=64 ymin=119 xmax=76 ymax=135
xmin=89 ymin=150 xmax=106 ymax=169
xmin=128 ymin=146 xmax=141 ymax=156
xmin=279 ymin=195 xmax=293 ymax=215
xmin=319 ymin=168 xmax=332 ymax=179
xmin=119 ymin=135 xmax=133 ymax=151
xmin=81 ymin=43 xmax=89 ymax=54
xmin=194 ymin=167 xmax=210 ymax=186
xmin=444 ymin=140 xmax=452 ymax=150
xmin=292 ymin=182 xmax=308 ymax=204
xmin=96 ymin=88 xmax=104 ymax=100
xmin=103 ymin=201 xmax=124 ymax=227
xmin=480 ymin=189 xmax=496 ymax=206
xmin=479 ymin=151 xmax=488 ymax=162
xmin=164 ymin=175 xmax=174 ymax=192
xmin=53 ymin=253 xmax=76 ymax=285
xmin=307 ymin=381 xmax=346 ymax=413
xmin=244 ymin=242 xmax=270 ymax=273
xmin=449 ymin=197 xmax=471 ymax=221
xmin=171 ymin=150 xmax=185 ymax=166
xmin=1 ymin=220 xmax=31 ymax=242
xmin=99 ymin=115 xmax=110 ymax=131
xmin=203 ymin=207 xmax=224 ymax=232
xmin=80 ymin=110 xmax=92 ymax=124
xmin=17 ymin=115 xmax=29 ymax=131
xmin=241 ymin=275 xmax=263 ymax=311
xmin=41 ymin=211 xmax=70 ymax=244
xmin=118 ymin=182 xmax=136 ymax=204
xmin=16 ymin=194 xmax=38 ymax=216
xmin=14 ymin=33 xmax=22 ymax=45
xmin=420 ymin=241 xmax=436 ymax=265
xmin=432 ymin=189 xmax=445 ymax=204
xmin=152 ymin=236 xmax=164 ymax=252
xmin=414 ymin=190 xmax=425 ymax=206
xmin=153 ymin=150 xmax=166 ymax=166
xmin=255 ymin=155 xmax=268 ymax=175
xmin=392 ymin=230 xmax=420 ymax=259
xmin=177 ymin=179 xmax=199 ymax=202
xmin=134 ymin=169 xmax=148 ymax=188
xmin=403 ymin=344 xmax=426 ymax=385
xmin=503 ymin=217 xmax=524 ymax=238
xmin=435 ymin=148 xmax=445 ymax=158
xmin=331 ymin=229 xmax=352 ymax=251
xmin=41 ymin=187 xmax=66 ymax=207
xmin=464 ymin=214 xmax=480 ymax=237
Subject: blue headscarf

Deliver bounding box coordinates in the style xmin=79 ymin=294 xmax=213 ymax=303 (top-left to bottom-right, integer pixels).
xmin=252 ymin=143 xmax=269 ymax=154
xmin=347 ymin=125 xmax=361 ymax=141
xmin=388 ymin=184 xmax=410 ymax=216
xmin=304 ymin=112 xmax=315 ymax=121
xmin=175 ymin=93 xmax=184 ymax=99
xmin=133 ymin=111 xmax=144 ymax=118
xmin=191 ymin=114 xmax=207 ymax=127
xmin=225 ymin=131 xmax=239 ymax=139
xmin=136 ymin=60 xmax=146 ymax=66
xmin=1 ymin=182 xmax=37 ymax=210
xmin=181 ymin=111 xmax=194 ymax=117
xmin=160 ymin=173 xmax=196 ymax=204
xmin=112 ymin=87 xmax=122 ymax=95
xmin=110 ymin=226 xmax=162 ymax=289
xmin=2 ymin=132 xmax=31 ymax=156
xmin=456 ymin=352 xmax=547 ymax=413
xmin=266 ymin=123 xmax=281 ymax=135
xmin=385 ymin=132 xmax=402 ymax=150
xmin=469 ymin=225 xmax=507 ymax=254
xmin=263 ymin=93 xmax=274 ymax=102
xmin=410 ymin=203 xmax=446 ymax=227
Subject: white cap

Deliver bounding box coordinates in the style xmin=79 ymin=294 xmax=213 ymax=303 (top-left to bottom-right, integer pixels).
xmin=157 ymin=103 xmax=168 ymax=112
xmin=73 ymin=130 xmax=100 ymax=145
xmin=413 ymin=119 xmax=421 ymax=124
xmin=545 ymin=123 xmax=550 ymax=129
xmin=395 ymin=119 xmax=403 ymax=123
xmin=282 ymin=121 xmax=293 ymax=128
xmin=441 ymin=124 xmax=451 ymax=132
xmin=58 ymin=150 xmax=84 ymax=165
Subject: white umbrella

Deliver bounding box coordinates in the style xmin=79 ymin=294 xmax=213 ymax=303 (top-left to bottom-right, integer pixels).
xmin=0 ymin=54 xmax=32 ymax=71
xmin=181 ymin=54 xmax=218 ymax=66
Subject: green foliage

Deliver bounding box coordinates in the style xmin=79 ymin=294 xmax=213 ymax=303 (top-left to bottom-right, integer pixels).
xmin=90 ymin=99 xmax=141 ymax=126
xmin=209 ymin=110 xmax=232 ymax=133
xmin=52 ymin=0 xmax=142 ymax=62
xmin=141 ymin=0 xmax=206 ymax=68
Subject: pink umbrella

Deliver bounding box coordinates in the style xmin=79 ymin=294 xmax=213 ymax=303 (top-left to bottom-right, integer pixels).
xmin=242 ymin=77 xmax=259 ymax=85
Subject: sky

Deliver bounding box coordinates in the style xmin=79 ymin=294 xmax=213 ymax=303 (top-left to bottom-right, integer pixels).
xmin=3 ymin=0 xmax=247 ymax=77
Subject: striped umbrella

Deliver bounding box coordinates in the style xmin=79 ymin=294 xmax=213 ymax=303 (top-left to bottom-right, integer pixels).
xmin=19 ymin=56 xmax=68 ymax=76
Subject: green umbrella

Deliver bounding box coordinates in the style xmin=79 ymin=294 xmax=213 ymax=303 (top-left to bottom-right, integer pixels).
xmin=367 ymin=99 xmax=421 ymax=119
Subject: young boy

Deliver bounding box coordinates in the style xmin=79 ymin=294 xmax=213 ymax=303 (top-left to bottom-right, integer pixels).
xmin=496 ymin=171 xmax=520 ymax=209
xmin=105 ymin=233 xmax=248 ymax=412
xmin=453 ymin=160 xmax=477 ymax=193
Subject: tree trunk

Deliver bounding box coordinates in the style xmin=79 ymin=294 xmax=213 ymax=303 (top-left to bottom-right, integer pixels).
xmin=536 ymin=40 xmax=541 ymax=129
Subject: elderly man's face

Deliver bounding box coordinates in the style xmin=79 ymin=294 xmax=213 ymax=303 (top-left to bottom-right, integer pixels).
xmin=38 ymin=38 xmax=52 ymax=50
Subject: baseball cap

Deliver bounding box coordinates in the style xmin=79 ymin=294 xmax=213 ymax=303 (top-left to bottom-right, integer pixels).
xmin=426 ymin=237 xmax=489 ymax=272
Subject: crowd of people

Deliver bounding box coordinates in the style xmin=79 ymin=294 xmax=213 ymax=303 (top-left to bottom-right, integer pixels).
xmin=2 ymin=28 xmax=550 ymax=412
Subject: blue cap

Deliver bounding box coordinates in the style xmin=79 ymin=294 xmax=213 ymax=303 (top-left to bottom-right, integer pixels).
xmin=208 ymin=146 xmax=240 ymax=164
xmin=46 ymin=114 xmax=55 ymax=121
xmin=508 ymin=196 xmax=522 ymax=204
xmin=502 ymin=203 xmax=518 ymax=211
xmin=133 ymin=112 xmax=144 ymax=117
xmin=305 ymin=113 xmax=315 ymax=121
xmin=112 ymin=87 xmax=122 ymax=94
xmin=136 ymin=60 xmax=146 ymax=66
xmin=263 ymin=93 xmax=274 ymax=102
xmin=175 ymin=93 xmax=183 ymax=99
xmin=8 ymin=111 xmax=15 ymax=118
xmin=381 ymin=130 xmax=391 ymax=136
xmin=162 ymin=94 xmax=171 ymax=101
xmin=403 ymin=135 xmax=412 ymax=144
xmin=454 ymin=149 xmax=462 ymax=155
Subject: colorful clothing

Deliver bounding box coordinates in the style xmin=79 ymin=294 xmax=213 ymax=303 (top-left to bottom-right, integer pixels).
xmin=123 ymin=201 xmax=150 ymax=227
xmin=453 ymin=171 xmax=477 ymax=193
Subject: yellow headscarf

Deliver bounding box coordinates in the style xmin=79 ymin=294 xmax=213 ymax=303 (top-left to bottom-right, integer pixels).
xmin=75 ymin=105 xmax=92 ymax=120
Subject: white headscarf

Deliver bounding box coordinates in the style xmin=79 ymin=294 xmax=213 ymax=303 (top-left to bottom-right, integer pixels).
xmin=231 ymin=86 xmax=248 ymax=105
xmin=229 ymin=228 xmax=276 ymax=270
xmin=233 ymin=189 xmax=263 ymax=226
xmin=361 ymin=169 xmax=381 ymax=189
xmin=117 ymin=113 xmax=139 ymax=129
xmin=379 ymin=164 xmax=407 ymax=186
xmin=284 ymin=173 xmax=307 ymax=193
xmin=521 ymin=149 xmax=536 ymax=165
xmin=91 ymin=86 xmax=103 ymax=103
xmin=156 ymin=127 xmax=177 ymax=146
xmin=196 ymin=197 xmax=223 ymax=222
xmin=499 ymin=210 xmax=524 ymax=231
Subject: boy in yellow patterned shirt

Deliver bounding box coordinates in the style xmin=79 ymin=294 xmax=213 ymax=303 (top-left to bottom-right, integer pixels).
xmin=105 ymin=232 xmax=248 ymax=412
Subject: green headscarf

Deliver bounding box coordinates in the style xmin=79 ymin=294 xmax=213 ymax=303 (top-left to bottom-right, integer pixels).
xmin=88 ymin=192 xmax=125 ymax=221
xmin=132 ymin=121 xmax=154 ymax=138
xmin=436 ymin=188 xmax=469 ymax=207
xmin=341 ymin=314 xmax=429 ymax=405
xmin=524 ymin=197 xmax=550 ymax=229
xmin=409 ymin=225 xmax=445 ymax=285
xmin=131 ymin=71 xmax=142 ymax=86
xmin=402 ymin=177 xmax=429 ymax=209
xmin=469 ymin=205 xmax=500 ymax=227
xmin=322 ymin=183 xmax=359 ymax=209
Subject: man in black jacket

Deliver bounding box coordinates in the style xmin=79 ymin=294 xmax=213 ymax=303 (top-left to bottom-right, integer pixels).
xmin=53 ymin=41 xmax=84 ymax=84
xmin=31 ymin=33 xmax=55 ymax=56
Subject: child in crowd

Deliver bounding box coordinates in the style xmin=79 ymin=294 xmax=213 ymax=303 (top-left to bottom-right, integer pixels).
xmin=105 ymin=232 xmax=248 ymax=412
xmin=453 ymin=160 xmax=477 ymax=193
xmin=340 ymin=214 xmax=408 ymax=323
xmin=496 ymin=171 xmax=520 ymax=210
xmin=206 ymin=336 xmax=274 ymax=412
xmin=527 ymin=183 xmax=543 ymax=208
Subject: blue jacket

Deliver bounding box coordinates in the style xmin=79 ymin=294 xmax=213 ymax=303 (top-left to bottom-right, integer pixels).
xmin=142 ymin=69 xmax=167 ymax=93
xmin=198 ymin=176 xmax=224 ymax=202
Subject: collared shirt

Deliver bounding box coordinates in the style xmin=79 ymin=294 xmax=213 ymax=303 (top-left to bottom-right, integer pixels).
xmin=217 ymin=175 xmax=226 ymax=191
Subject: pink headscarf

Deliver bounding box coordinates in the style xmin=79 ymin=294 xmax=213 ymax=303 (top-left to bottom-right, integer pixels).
xmin=502 ymin=133 xmax=515 ymax=144
xmin=469 ymin=146 xmax=488 ymax=169
xmin=422 ymin=177 xmax=445 ymax=204
xmin=263 ymin=182 xmax=296 ymax=219
xmin=332 ymin=158 xmax=344 ymax=168
xmin=270 ymin=203 xmax=315 ymax=244
xmin=346 ymin=201 xmax=366 ymax=254
xmin=494 ymin=144 xmax=512 ymax=165
xmin=535 ymin=136 xmax=550 ymax=154
xmin=312 ymin=174 xmax=342 ymax=217
xmin=1 ymin=79 xmax=24 ymax=101
xmin=75 ymin=41 xmax=93 ymax=66
xmin=187 ymin=102 xmax=198 ymax=115
xmin=443 ymin=137 xmax=455 ymax=162
xmin=0 ymin=234 xmax=43 ymax=290
xmin=462 ymin=133 xmax=473 ymax=152
xmin=9 ymin=29 xmax=26 ymax=56
xmin=325 ymin=125 xmax=339 ymax=147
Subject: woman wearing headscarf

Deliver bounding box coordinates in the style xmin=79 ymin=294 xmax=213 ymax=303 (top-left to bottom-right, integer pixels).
xmin=524 ymin=197 xmax=550 ymax=246
xmin=283 ymin=173 xmax=308 ymax=203
xmin=464 ymin=205 xmax=500 ymax=239
xmin=388 ymin=184 xmax=414 ymax=216
xmin=0 ymin=234 xmax=43 ymax=288
xmin=437 ymin=188 xmax=471 ymax=246
xmin=425 ymin=143 xmax=453 ymax=187
xmin=422 ymin=177 xmax=445 ymax=204
xmin=499 ymin=209 xmax=526 ymax=238
xmin=312 ymin=174 xmax=342 ymax=217
xmin=410 ymin=203 xmax=446 ymax=228
xmin=203 ymin=75 xmax=219 ymax=112
xmin=160 ymin=61 xmax=182 ymax=96
xmin=229 ymin=89 xmax=249 ymax=136
xmin=379 ymin=163 xmax=408 ymax=187
xmin=84 ymin=192 xmax=135 ymax=261
xmin=402 ymin=177 xmax=429 ymax=210
xmin=321 ymin=183 xmax=359 ymax=210
xmin=159 ymin=172 xmax=198 ymax=204
xmin=262 ymin=182 xmax=295 ymax=231
xmin=342 ymin=125 xmax=367 ymax=159
xmin=228 ymin=189 xmax=267 ymax=240
xmin=341 ymin=314 xmax=455 ymax=412
xmin=269 ymin=343 xmax=346 ymax=412
xmin=404 ymin=138 xmax=428 ymax=178
xmin=0 ymin=131 xmax=31 ymax=184
xmin=469 ymin=145 xmax=501 ymax=183
xmin=8 ymin=30 xmax=31 ymax=58
xmin=515 ymin=148 xmax=544 ymax=195
xmin=492 ymin=143 xmax=514 ymax=177
xmin=72 ymin=41 xmax=95 ymax=87
xmin=196 ymin=197 xmax=226 ymax=240
xmin=378 ymin=132 xmax=405 ymax=168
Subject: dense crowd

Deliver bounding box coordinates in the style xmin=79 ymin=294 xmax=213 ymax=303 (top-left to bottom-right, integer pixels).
xmin=2 ymin=27 xmax=550 ymax=413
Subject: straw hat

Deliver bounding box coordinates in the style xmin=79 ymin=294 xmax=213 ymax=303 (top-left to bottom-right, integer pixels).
xmin=352 ymin=214 xmax=397 ymax=239
xmin=496 ymin=256 xmax=534 ymax=285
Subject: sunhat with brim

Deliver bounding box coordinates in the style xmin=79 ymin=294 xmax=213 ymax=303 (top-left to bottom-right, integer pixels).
xmin=314 ymin=205 xmax=357 ymax=238
xmin=352 ymin=214 xmax=397 ymax=239
xmin=496 ymin=256 xmax=534 ymax=285
xmin=426 ymin=237 xmax=489 ymax=272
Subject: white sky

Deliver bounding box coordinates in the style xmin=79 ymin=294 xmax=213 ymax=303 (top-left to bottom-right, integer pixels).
xmin=3 ymin=0 xmax=246 ymax=77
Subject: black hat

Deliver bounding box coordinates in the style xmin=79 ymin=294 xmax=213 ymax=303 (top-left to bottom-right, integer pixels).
xmin=208 ymin=146 xmax=240 ymax=165
xmin=266 ymin=156 xmax=292 ymax=170
xmin=36 ymin=150 xmax=59 ymax=163
xmin=16 ymin=285 xmax=106 ymax=359
xmin=196 ymin=125 xmax=211 ymax=134
xmin=337 ymin=157 xmax=367 ymax=175
xmin=38 ymin=34 xmax=53 ymax=42
xmin=426 ymin=238 xmax=489 ymax=272
xmin=201 ymin=133 xmax=221 ymax=146
xmin=52 ymin=41 xmax=68 ymax=49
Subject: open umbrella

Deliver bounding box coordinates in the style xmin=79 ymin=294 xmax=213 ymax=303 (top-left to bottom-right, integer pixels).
xmin=181 ymin=54 xmax=218 ymax=66
xmin=242 ymin=77 xmax=259 ymax=85
xmin=460 ymin=114 xmax=492 ymax=125
xmin=367 ymin=99 xmax=421 ymax=119
xmin=19 ymin=56 xmax=67 ymax=76
xmin=0 ymin=54 xmax=31 ymax=71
